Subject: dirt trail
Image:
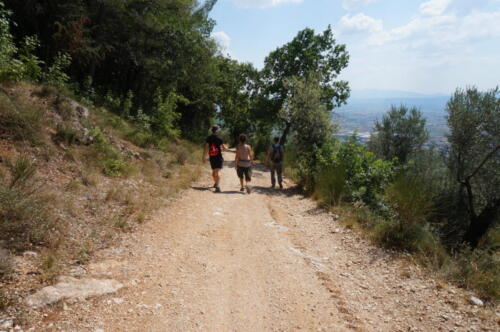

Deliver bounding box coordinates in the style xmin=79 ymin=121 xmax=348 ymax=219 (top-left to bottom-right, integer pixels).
xmin=31 ymin=151 xmax=497 ymax=331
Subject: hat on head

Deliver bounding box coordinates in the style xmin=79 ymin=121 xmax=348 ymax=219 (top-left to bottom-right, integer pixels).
xmin=211 ymin=125 xmax=221 ymax=133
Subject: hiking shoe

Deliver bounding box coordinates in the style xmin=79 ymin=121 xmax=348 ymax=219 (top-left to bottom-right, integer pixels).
xmin=279 ymin=183 xmax=283 ymax=189
xmin=246 ymin=186 xmax=251 ymax=194
xmin=240 ymin=187 xmax=245 ymax=192
xmin=214 ymin=186 xmax=221 ymax=193
xmin=271 ymin=184 xmax=275 ymax=189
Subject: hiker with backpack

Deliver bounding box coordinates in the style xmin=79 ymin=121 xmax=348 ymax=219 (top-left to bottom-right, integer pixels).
xmin=265 ymin=137 xmax=284 ymax=189
xmin=203 ymin=125 xmax=228 ymax=193
xmin=234 ymin=133 xmax=254 ymax=194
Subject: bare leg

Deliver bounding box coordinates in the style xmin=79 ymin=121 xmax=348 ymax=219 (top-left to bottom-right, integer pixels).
xmin=213 ymin=169 xmax=221 ymax=186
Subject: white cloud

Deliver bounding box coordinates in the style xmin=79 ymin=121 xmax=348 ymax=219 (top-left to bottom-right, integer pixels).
xmin=341 ymin=0 xmax=379 ymax=10
xmin=370 ymin=9 xmax=500 ymax=47
xmin=212 ymin=31 xmax=231 ymax=51
xmin=420 ymin=0 xmax=453 ymax=16
xmin=231 ymin=0 xmax=302 ymax=9
xmin=338 ymin=13 xmax=383 ymax=35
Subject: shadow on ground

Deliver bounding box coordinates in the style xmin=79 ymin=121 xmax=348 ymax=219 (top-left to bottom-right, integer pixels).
xmin=251 ymin=185 xmax=301 ymax=198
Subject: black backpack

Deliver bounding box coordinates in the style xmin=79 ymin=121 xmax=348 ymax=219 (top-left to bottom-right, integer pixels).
xmin=271 ymin=144 xmax=283 ymax=162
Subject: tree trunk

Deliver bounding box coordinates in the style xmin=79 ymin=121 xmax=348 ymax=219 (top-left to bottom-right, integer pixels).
xmin=463 ymin=198 xmax=500 ymax=248
xmin=280 ymin=122 xmax=291 ymax=146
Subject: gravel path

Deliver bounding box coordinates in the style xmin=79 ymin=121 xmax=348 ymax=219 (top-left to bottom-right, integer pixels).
xmin=28 ymin=152 xmax=498 ymax=331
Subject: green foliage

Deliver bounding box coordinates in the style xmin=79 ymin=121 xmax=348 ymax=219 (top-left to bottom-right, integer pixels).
xmin=282 ymin=74 xmax=336 ymax=150
xmin=151 ymin=89 xmax=184 ymax=137
xmin=320 ymin=138 xmax=394 ymax=206
xmin=215 ymin=57 xmax=260 ymax=143
xmin=4 ymin=0 xmax=221 ymax=137
xmin=43 ymin=53 xmax=71 ymax=88
xmin=134 ymin=108 xmax=152 ymax=131
xmin=262 ymin=26 xmax=350 ymax=114
xmin=0 ymin=1 xmax=17 ymax=80
xmin=18 ymin=36 xmax=43 ymax=81
xmin=91 ymin=128 xmax=119 ymax=159
xmin=369 ymin=105 xmax=429 ymax=163
xmin=103 ymin=158 xmax=128 ymax=177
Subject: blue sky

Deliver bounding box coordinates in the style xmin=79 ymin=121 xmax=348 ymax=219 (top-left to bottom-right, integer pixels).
xmin=210 ymin=0 xmax=500 ymax=94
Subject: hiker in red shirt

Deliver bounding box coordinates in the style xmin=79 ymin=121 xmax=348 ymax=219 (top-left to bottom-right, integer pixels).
xmin=202 ymin=125 xmax=228 ymax=193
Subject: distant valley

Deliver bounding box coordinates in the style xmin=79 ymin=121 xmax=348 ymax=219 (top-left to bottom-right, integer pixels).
xmin=334 ymin=90 xmax=450 ymax=146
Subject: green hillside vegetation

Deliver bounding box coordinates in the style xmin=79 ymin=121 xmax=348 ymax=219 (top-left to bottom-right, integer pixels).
xmin=0 ymin=0 xmax=498 ymax=307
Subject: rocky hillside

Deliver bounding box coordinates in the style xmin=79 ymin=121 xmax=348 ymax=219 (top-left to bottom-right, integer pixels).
xmin=0 ymin=83 xmax=201 ymax=323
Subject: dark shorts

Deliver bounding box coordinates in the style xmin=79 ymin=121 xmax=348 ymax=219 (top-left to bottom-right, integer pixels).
xmin=236 ymin=166 xmax=252 ymax=181
xmin=209 ymin=156 xmax=223 ymax=170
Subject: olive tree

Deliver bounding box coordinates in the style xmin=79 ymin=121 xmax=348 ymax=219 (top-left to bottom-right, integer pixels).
xmin=446 ymin=87 xmax=500 ymax=248
xmin=369 ymin=105 xmax=429 ymax=164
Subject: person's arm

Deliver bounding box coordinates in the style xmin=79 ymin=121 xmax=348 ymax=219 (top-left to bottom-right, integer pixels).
xmin=249 ymin=146 xmax=254 ymax=164
xmin=222 ymin=144 xmax=228 ymax=151
xmin=265 ymin=147 xmax=271 ymax=165
xmin=234 ymin=146 xmax=239 ymax=165
xmin=202 ymin=143 xmax=208 ymax=163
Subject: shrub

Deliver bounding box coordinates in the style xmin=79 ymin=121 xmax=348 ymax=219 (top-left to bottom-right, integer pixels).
xmin=308 ymin=138 xmax=394 ymax=206
xmin=43 ymin=53 xmax=71 ymax=88
xmin=103 ymin=158 xmax=128 ymax=177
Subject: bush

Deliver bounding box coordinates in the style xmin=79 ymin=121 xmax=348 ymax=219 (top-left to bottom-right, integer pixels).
xmin=43 ymin=53 xmax=71 ymax=88
xmin=103 ymin=158 xmax=128 ymax=177
xmin=307 ymin=138 xmax=394 ymax=206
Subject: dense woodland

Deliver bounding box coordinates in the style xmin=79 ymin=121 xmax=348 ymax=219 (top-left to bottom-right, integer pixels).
xmin=0 ymin=0 xmax=498 ymax=300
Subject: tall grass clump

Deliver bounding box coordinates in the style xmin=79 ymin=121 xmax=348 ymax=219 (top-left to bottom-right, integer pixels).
xmin=0 ymin=156 xmax=54 ymax=250
xmin=374 ymin=170 xmax=448 ymax=267
xmin=0 ymin=248 xmax=13 ymax=279
xmin=0 ymin=92 xmax=42 ymax=144
xmin=314 ymin=165 xmax=346 ymax=207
